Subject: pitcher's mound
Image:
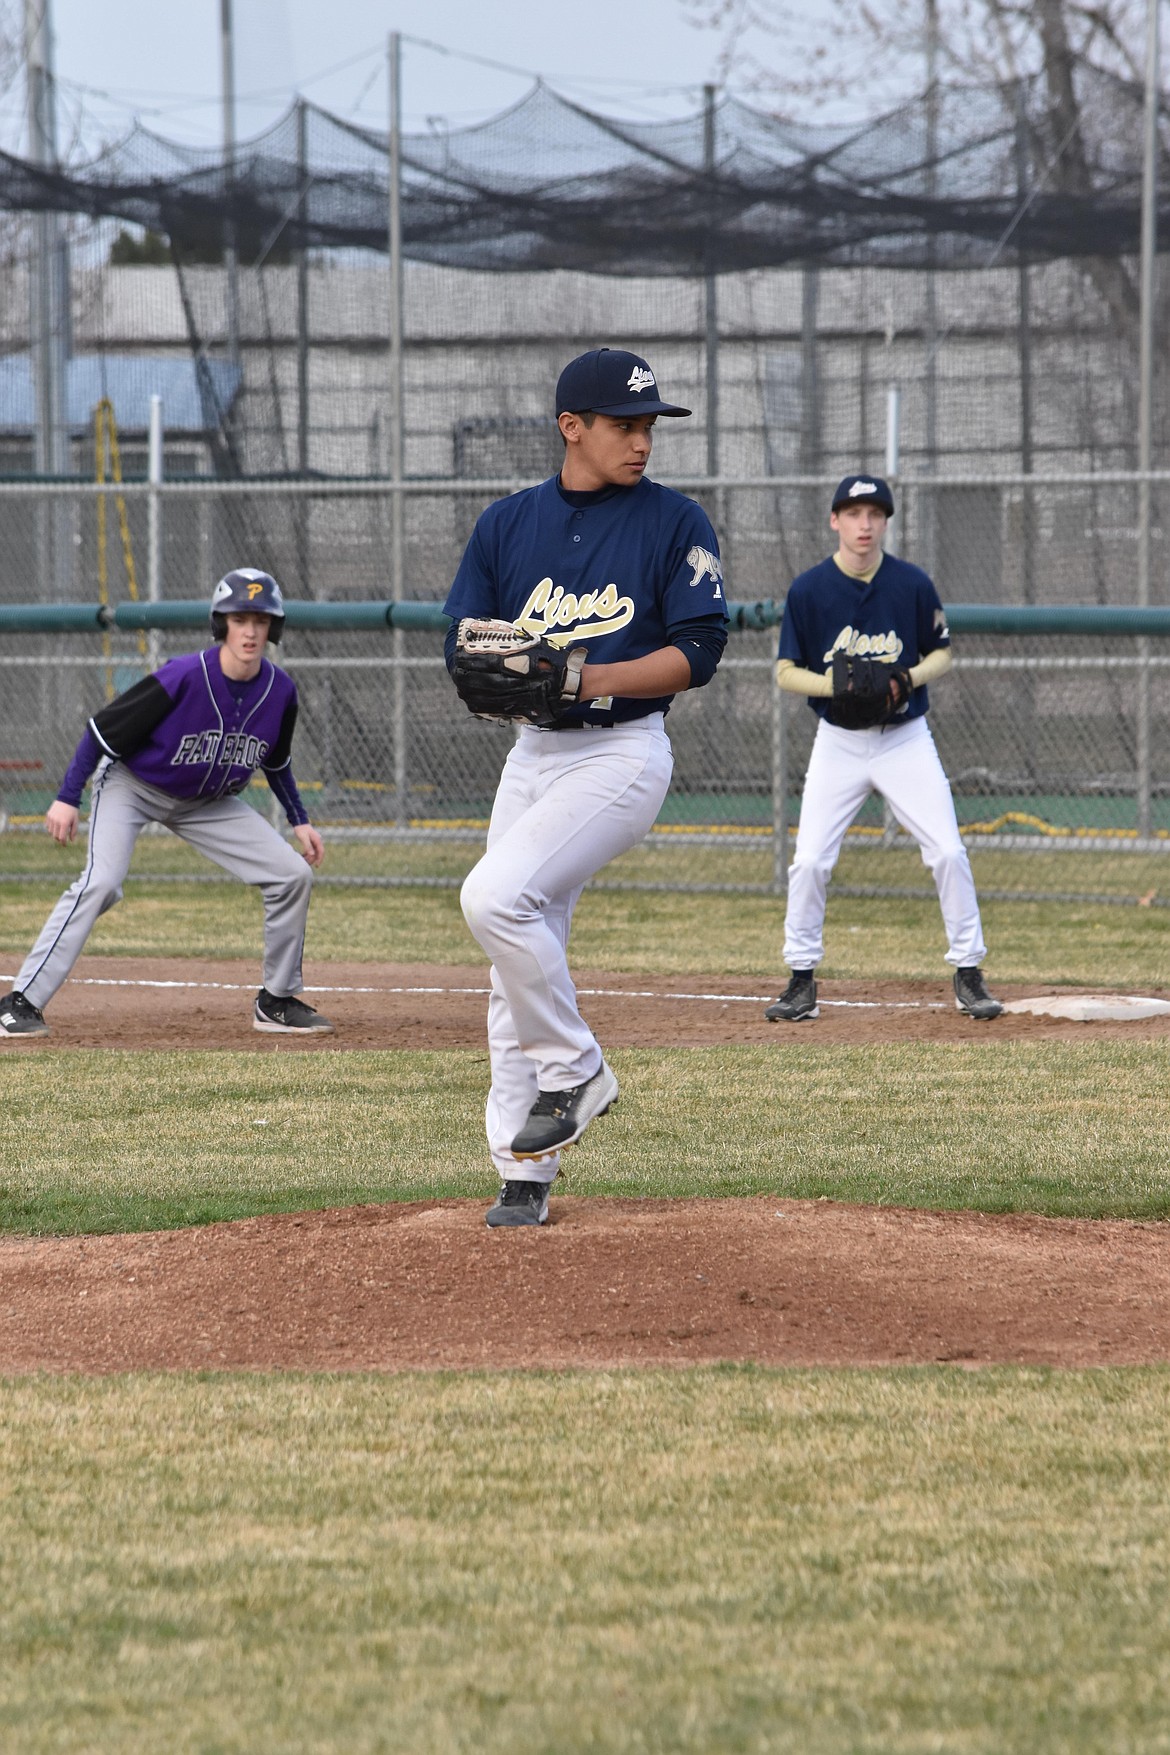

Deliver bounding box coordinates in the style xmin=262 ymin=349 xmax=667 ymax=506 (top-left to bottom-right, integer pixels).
xmin=2 ymin=1196 xmax=1169 ymax=1374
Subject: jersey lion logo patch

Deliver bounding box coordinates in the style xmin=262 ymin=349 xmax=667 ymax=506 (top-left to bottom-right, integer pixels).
xmin=686 ymin=546 xmax=723 ymax=594
xmin=627 ymin=365 xmax=656 ymax=394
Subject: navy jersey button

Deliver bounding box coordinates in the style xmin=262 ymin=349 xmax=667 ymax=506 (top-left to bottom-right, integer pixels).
xmin=572 ymin=534 xmax=581 ymax=542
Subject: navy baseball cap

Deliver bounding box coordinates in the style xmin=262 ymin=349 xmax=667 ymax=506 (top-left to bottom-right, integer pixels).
xmin=832 ymin=474 xmax=895 ymax=516
xmin=555 ymin=348 xmax=691 ymax=418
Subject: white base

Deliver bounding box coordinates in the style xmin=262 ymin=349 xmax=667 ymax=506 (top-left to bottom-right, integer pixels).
xmin=1002 ymin=994 xmax=1170 ymax=1021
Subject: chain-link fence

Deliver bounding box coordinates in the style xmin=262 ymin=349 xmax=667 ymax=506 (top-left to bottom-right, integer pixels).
xmin=2 ymin=474 xmax=1169 ymax=904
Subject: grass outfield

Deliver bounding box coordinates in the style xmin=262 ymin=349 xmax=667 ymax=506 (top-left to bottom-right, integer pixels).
xmin=3 ymin=1042 xmax=1170 ymax=1234
xmin=3 ymin=876 xmax=1168 ymax=1752
xmin=2 ymin=1369 xmax=1168 ymax=1755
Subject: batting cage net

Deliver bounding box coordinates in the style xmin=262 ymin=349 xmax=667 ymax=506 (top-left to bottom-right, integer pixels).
xmin=1 ymin=70 xmax=1168 ymax=904
xmin=1 ymin=70 xmax=1164 ymax=272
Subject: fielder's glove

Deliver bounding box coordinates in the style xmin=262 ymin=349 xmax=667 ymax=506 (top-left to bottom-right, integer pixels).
xmin=451 ymin=618 xmax=588 ymax=727
xmin=826 ymin=653 xmax=914 ymax=729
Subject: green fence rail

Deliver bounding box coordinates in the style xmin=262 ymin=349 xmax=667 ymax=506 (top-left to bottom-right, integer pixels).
xmin=4 ymin=601 xmax=1170 ymax=636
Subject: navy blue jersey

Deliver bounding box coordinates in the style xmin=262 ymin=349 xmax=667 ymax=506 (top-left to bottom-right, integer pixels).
xmin=779 ymin=551 xmax=950 ymax=722
xmin=443 ymin=474 xmax=728 ymax=726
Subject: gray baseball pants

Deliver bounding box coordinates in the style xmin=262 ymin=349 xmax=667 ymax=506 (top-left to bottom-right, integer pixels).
xmin=16 ymin=761 xmax=313 ymax=1009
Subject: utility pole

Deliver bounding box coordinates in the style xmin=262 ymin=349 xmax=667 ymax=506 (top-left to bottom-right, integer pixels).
xmin=220 ymin=0 xmax=240 ymax=366
xmin=703 ymin=83 xmax=718 ymax=483
xmin=296 ymin=98 xmax=310 ymax=476
xmin=921 ymin=0 xmax=939 ymax=576
xmin=25 ymin=0 xmax=68 ymax=477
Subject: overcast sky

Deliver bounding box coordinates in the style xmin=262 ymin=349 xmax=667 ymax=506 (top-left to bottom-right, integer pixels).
xmin=1 ymin=0 xmax=780 ymax=159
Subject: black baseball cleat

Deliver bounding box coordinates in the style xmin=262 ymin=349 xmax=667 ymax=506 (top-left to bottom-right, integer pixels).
xmin=953 ymin=967 xmax=1004 ymax=1020
xmin=0 ymin=991 xmax=50 ymax=1037
xmin=253 ymin=988 xmax=334 ymax=1033
xmin=510 ymin=1059 xmax=620 ymax=1160
xmin=765 ymin=972 xmax=819 ymax=1022
xmin=485 ymin=1179 xmax=551 ymax=1228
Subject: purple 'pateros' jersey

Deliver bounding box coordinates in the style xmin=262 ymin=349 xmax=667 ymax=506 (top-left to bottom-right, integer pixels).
xmin=95 ymin=649 xmax=297 ymax=799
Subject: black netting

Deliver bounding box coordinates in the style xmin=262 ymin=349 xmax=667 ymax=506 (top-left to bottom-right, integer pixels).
xmin=1 ymin=71 xmax=1167 ymax=272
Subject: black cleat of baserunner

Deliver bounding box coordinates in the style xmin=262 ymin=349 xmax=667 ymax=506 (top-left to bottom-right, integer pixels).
xmin=510 ymin=1060 xmax=620 ymax=1160
xmin=0 ymin=991 xmax=50 ymax=1037
xmin=485 ymin=1179 xmax=551 ymax=1228
xmin=253 ymin=988 xmax=334 ymax=1033
xmin=764 ymin=972 xmax=819 ymax=1022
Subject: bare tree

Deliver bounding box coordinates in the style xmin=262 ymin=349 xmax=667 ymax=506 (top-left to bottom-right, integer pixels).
xmin=0 ymin=0 xmax=18 ymax=108
xmin=681 ymin=0 xmax=1160 ymax=342
xmin=0 ymin=0 xmax=31 ymax=304
xmin=679 ymin=0 xmax=1151 ymax=110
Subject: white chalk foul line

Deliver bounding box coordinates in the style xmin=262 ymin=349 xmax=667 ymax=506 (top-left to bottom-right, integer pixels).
xmin=0 ymin=972 xmax=947 ymax=1011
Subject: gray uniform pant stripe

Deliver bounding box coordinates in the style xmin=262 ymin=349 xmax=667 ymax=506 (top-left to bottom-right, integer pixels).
xmin=17 ymin=763 xmax=314 ymax=1008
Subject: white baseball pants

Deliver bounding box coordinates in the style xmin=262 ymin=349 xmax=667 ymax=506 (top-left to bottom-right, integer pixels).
xmin=17 ymin=761 xmax=314 ymax=1008
xmin=783 ymin=716 xmax=987 ymax=971
xmin=460 ymin=714 xmax=673 ymax=1183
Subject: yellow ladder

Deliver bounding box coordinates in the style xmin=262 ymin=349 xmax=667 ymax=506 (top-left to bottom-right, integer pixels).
xmin=94 ymin=397 xmax=148 ymax=697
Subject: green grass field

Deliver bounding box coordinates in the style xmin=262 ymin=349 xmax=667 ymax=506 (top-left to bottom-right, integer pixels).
xmin=3 ymin=872 xmax=1170 ymax=1751
xmin=3 ymin=1369 xmax=1169 ymax=1755
xmin=3 ymin=1041 xmax=1170 ymax=1235
xmin=4 ymin=838 xmax=1170 ymax=985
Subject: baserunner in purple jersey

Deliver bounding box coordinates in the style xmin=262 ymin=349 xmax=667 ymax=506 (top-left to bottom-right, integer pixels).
xmin=0 ymin=569 xmax=333 ymax=1039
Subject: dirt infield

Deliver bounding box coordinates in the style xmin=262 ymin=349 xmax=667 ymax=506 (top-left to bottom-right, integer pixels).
xmin=6 ymin=953 xmax=1170 ymax=1050
xmin=3 ymin=955 xmax=1169 ymax=1374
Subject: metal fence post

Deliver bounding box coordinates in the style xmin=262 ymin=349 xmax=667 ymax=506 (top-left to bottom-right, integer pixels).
xmin=1136 ymin=0 xmax=1160 ymax=843
xmin=147 ymin=395 xmax=163 ymax=673
xmin=771 ymin=664 xmax=789 ymax=896
xmin=388 ymin=32 xmax=408 ymax=831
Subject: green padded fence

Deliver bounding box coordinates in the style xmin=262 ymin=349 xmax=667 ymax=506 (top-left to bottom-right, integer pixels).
xmin=5 ymin=601 xmax=1170 ymax=636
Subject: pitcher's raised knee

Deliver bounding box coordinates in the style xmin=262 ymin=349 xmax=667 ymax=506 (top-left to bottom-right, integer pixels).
xmin=461 ymin=866 xmax=518 ymax=950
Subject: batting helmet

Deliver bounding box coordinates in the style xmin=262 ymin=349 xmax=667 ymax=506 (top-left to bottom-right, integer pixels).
xmin=210 ymin=569 xmax=286 ymax=645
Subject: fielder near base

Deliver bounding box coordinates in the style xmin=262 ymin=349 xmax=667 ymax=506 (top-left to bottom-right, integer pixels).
xmin=444 ymin=347 xmax=729 ymax=1227
xmin=767 ymin=474 xmax=1002 ymax=1023
xmin=0 ymin=570 xmax=332 ymax=1040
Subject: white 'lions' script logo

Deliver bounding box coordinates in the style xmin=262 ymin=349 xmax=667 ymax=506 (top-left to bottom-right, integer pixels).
xmin=823 ymin=625 xmax=904 ymax=662
xmin=686 ymin=546 xmax=723 ymax=596
xmin=627 ymin=366 xmax=656 ymax=394
xmin=849 ymin=480 xmax=879 ymax=499
xmin=515 ymin=577 xmax=635 ymax=643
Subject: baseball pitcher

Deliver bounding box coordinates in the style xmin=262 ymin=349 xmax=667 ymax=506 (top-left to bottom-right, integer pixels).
xmin=445 ymin=347 xmax=729 ymax=1226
